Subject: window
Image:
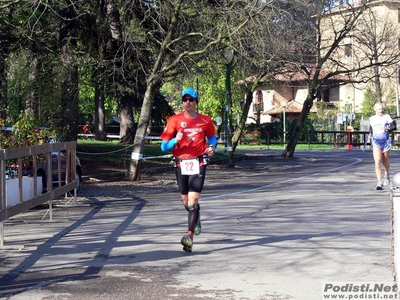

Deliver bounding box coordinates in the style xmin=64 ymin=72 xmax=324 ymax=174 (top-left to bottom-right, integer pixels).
xmin=345 ymin=44 xmax=352 ymax=58
xmin=317 ymin=89 xmax=330 ymax=102
xmin=253 ymin=90 xmax=264 ymax=112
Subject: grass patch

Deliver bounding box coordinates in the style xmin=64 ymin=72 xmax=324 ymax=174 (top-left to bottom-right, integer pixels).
xmin=235 ymin=144 xmax=337 ymax=151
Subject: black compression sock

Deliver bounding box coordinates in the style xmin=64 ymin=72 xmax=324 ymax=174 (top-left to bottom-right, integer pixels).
xmin=188 ymin=209 xmax=199 ymax=232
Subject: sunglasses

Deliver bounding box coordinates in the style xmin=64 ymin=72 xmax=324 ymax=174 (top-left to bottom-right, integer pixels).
xmin=182 ymin=98 xmax=196 ymax=103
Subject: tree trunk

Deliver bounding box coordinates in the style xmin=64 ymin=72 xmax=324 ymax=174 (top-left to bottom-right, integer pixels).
xmin=105 ymin=0 xmax=122 ymax=40
xmin=374 ymin=64 xmax=382 ymax=103
xmin=59 ymin=44 xmax=79 ymax=141
xmin=0 ymin=7 xmax=12 ymax=121
xmin=282 ymin=94 xmax=314 ymax=158
xmin=94 ymin=84 xmax=107 ymax=140
xmin=25 ymin=55 xmax=39 ymax=117
xmin=232 ymin=89 xmax=253 ymax=152
xmin=59 ymin=11 xmax=79 ymax=141
xmin=119 ymin=95 xmax=135 ymax=144
xmin=129 ymin=82 xmax=157 ymax=181
xmin=0 ymin=57 xmax=7 ymax=120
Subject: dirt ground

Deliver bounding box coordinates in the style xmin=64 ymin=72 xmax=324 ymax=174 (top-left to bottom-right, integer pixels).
xmin=79 ymin=156 xmax=129 ymax=176
xmin=76 ymin=144 xmax=172 ymax=182
xmin=78 ymin=151 xmax=307 ymax=183
xmin=78 ymin=156 xmax=171 ymax=182
xmin=76 ymin=144 xmax=304 ymax=187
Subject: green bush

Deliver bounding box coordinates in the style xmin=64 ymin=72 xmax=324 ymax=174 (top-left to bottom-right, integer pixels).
xmin=1 ymin=112 xmax=56 ymax=174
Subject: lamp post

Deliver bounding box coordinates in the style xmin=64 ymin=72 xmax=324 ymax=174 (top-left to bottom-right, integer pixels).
xmin=223 ymin=49 xmax=234 ymax=151
xmin=282 ymin=103 xmax=287 ymax=146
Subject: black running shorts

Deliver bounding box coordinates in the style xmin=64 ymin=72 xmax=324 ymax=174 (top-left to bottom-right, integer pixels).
xmin=175 ymin=165 xmax=207 ymax=194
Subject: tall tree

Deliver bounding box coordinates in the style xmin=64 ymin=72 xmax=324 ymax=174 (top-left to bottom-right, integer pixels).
xmin=94 ymin=0 xmax=123 ymax=141
xmin=350 ymin=7 xmax=400 ymax=103
xmin=282 ymin=0 xmax=400 ymax=158
xmin=58 ymin=2 xmax=79 ymax=141
xmin=222 ymin=0 xmax=316 ymax=164
xmin=127 ymin=0 xmax=263 ymax=180
xmin=0 ymin=6 xmax=16 ymax=120
xmin=2 ymin=0 xmax=63 ymax=124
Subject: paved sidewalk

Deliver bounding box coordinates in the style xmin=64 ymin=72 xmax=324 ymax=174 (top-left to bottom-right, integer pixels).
xmin=0 ymin=149 xmax=398 ymax=299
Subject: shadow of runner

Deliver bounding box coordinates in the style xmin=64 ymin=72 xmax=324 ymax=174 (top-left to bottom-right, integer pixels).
xmin=82 ymin=197 xmax=147 ymax=277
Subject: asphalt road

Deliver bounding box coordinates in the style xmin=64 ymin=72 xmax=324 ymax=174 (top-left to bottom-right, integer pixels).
xmin=0 ymin=149 xmax=398 ymax=300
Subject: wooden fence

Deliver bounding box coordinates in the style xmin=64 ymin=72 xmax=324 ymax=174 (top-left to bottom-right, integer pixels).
xmin=0 ymin=142 xmax=78 ymax=246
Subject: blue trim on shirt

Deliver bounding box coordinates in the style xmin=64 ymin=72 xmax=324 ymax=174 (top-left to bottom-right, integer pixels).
xmin=161 ymin=138 xmax=176 ymax=152
xmin=207 ymin=135 xmax=217 ymax=147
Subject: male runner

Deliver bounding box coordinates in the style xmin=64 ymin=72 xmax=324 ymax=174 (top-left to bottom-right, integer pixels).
xmin=369 ymin=102 xmax=396 ymax=190
xmin=160 ymin=87 xmax=217 ymax=252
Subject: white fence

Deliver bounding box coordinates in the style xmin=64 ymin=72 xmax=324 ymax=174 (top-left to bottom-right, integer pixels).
xmin=392 ymin=187 xmax=400 ymax=296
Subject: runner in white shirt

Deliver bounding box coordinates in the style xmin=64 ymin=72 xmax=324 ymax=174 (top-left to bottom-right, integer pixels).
xmin=369 ymin=102 xmax=396 ymax=190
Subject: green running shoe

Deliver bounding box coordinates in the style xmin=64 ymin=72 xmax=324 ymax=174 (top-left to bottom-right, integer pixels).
xmin=183 ymin=245 xmax=192 ymax=252
xmin=181 ymin=234 xmax=193 ymax=252
xmin=194 ymin=218 xmax=202 ymax=235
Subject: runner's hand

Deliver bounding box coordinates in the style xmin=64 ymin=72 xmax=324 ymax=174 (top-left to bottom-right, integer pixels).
xmin=176 ymin=131 xmax=183 ymax=143
xmin=205 ymin=146 xmax=215 ymax=156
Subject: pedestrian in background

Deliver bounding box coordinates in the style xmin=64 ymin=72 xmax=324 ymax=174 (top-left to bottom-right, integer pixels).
xmin=369 ymin=102 xmax=397 ymax=190
xmin=83 ymin=122 xmax=90 ymax=134
xmin=160 ymin=87 xmax=217 ymax=252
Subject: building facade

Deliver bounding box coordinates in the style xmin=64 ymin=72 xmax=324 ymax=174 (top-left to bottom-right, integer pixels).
xmin=247 ymin=0 xmax=400 ymax=125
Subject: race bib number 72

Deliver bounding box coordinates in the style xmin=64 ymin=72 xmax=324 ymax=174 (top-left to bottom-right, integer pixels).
xmin=180 ymin=159 xmax=200 ymax=175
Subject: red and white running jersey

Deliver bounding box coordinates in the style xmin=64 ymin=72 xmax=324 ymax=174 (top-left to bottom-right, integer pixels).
xmin=160 ymin=112 xmax=216 ymax=159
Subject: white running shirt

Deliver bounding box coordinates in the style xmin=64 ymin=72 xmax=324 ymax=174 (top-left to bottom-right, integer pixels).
xmin=369 ymin=114 xmax=393 ymax=141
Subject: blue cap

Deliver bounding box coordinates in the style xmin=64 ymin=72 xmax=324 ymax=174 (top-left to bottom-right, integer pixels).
xmin=181 ymin=87 xmax=198 ymax=99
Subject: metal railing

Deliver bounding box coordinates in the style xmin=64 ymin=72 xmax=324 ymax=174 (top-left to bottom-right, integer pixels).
xmin=230 ymin=130 xmax=400 ymax=148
